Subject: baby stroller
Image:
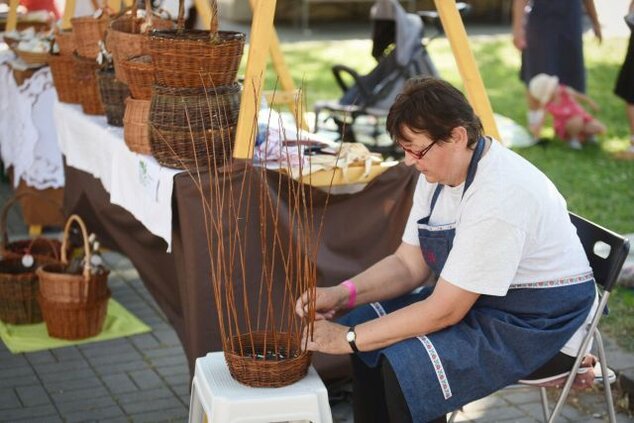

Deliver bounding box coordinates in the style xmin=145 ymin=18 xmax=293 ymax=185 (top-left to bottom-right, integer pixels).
xmin=313 ymin=0 xmax=469 ymax=153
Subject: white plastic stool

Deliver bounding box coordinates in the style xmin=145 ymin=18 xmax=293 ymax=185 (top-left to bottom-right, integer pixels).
xmin=188 ymin=351 xmax=333 ymax=423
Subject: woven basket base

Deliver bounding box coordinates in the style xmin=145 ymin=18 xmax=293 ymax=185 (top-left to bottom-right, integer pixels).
xmin=224 ymin=332 xmax=311 ymax=388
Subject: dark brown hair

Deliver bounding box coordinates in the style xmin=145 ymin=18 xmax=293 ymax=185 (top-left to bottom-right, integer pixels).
xmin=386 ymin=76 xmax=484 ymax=147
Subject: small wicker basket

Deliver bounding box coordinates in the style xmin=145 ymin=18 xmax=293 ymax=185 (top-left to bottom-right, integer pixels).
xmin=15 ymin=49 xmax=49 ymax=66
xmin=38 ymin=290 xmax=110 ymax=340
xmin=54 ymin=28 xmax=76 ymax=56
xmin=73 ymin=53 xmax=105 ymax=115
xmin=71 ymin=10 xmax=111 ymax=59
xmin=0 ymin=257 xmax=49 ymax=324
xmin=119 ymin=55 xmax=154 ymax=100
xmin=36 ymin=215 xmax=109 ymax=304
xmin=224 ymin=331 xmax=311 ymax=388
xmin=148 ymin=0 xmax=245 ymax=89
xmin=123 ymin=97 xmax=152 ymax=155
xmin=97 ymin=68 xmax=130 ymax=127
xmin=49 ymin=53 xmax=82 ymax=104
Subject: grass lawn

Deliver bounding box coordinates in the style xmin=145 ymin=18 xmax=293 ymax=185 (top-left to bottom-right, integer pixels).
xmin=251 ymin=33 xmax=634 ymax=350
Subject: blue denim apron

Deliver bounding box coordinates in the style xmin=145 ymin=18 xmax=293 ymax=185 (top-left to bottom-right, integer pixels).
xmin=339 ymin=138 xmax=595 ymax=421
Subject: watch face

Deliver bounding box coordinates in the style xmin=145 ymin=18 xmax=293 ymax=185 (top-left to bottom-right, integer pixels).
xmin=346 ymin=329 xmax=356 ymax=342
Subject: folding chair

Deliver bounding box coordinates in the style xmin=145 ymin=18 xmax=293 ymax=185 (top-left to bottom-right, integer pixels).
xmin=449 ymin=212 xmax=630 ymax=423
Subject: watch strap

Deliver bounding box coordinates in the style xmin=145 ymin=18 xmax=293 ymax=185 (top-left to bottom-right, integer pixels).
xmin=347 ymin=326 xmax=359 ymax=353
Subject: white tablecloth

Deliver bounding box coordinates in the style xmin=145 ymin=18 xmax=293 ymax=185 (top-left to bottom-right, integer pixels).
xmin=0 ymin=44 xmax=64 ymax=189
xmin=54 ymin=101 xmax=180 ymax=251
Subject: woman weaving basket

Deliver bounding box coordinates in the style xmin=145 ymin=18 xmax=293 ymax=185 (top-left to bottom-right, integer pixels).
xmin=296 ymin=76 xmax=598 ymax=422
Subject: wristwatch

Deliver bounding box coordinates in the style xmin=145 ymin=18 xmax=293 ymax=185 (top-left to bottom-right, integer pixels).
xmin=346 ymin=326 xmax=359 ymax=353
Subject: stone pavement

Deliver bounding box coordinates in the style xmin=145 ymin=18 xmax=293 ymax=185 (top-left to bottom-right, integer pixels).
xmin=2 ymin=180 xmax=634 ymax=422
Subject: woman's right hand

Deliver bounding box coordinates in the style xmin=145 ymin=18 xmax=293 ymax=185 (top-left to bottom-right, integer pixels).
xmin=295 ymin=285 xmax=348 ymax=321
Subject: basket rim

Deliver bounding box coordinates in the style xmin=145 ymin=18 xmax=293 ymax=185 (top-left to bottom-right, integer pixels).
xmin=149 ymin=29 xmax=245 ymax=42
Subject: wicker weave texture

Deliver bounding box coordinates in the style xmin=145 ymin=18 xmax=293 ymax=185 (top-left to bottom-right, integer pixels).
xmin=107 ymin=15 xmax=173 ymax=83
xmin=49 ymin=54 xmax=82 ymax=104
xmin=39 ymin=291 xmax=109 ymax=340
xmin=0 ymin=258 xmax=44 ymax=324
xmin=37 ymin=263 xmax=110 ymax=304
xmin=73 ymin=53 xmax=104 ymax=115
xmin=148 ymin=30 xmax=245 ymax=88
xmin=70 ymin=15 xmax=110 ymax=59
xmin=149 ymin=83 xmax=241 ymax=132
xmin=224 ymin=332 xmax=311 ymax=388
xmin=97 ymin=69 xmax=129 ymax=127
xmin=119 ymin=56 xmax=154 ymax=100
xmin=123 ymin=97 xmax=152 ymax=154
xmin=55 ymin=30 xmax=76 ymax=56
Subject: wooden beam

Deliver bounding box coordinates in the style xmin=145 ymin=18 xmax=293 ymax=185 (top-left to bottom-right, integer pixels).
xmin=61 ymin=0 xmax=76 ymax=29
xmin=6 ymin=0 xmax=19 ymax=33
xmin=433 ymin=0 xmax=500 ymax=141
xmin=233 ymin=0 xmax=277 ymax=159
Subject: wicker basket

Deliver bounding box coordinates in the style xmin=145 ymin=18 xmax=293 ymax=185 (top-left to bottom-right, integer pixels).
xmin=119 ymin=55 xmax=154 ymax=100
xmin=36 ymin=215 xmax=109 ymax=304
xmin=54 ymin=29 xmax=76 ymax=56
xmin=97 ymin=68 xmax=130 ymax=126
xmin=106 ymin=0 xmax=174 ymax=83
xmin=15 ymin=49 xmax=49 ymax=66
xmin=0 ymin=193 xmax=63 ymax=262
xmin=73 ymin=53 xmax=105 ymax=115
xmin=148 ymin=0 xmax=245 ymax=88
xmin=70 ymin=13 xmax=111 ymax=59
xmin=123 ymin=97 xmax=151 ymax=154
xmin=39 ymin=290 xmax=110 ymax=340
xmin=49 ymin=53 xmax=82 ymax=104
xmin=0 ymin=257 xmax=48 ymax=324
xmin=224 ymin=331 xmax=311 ymax=387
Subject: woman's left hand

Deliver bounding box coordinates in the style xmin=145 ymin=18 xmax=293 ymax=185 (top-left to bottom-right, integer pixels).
xmin=302 ymin=320 xmax=353 ymax=354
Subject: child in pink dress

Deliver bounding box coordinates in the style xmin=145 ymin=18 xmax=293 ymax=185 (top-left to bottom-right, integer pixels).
xmin=528 ymin=73 xmax=606 ymax=149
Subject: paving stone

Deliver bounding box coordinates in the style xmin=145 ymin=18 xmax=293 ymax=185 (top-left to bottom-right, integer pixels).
xmin=0 ymin=389 xmax=21 ymax=409
xmin=119 ymin=395 xmax=186 ymax=416
xmin=0 ymin=354 xmax=29 ymax=369
xmin=15 ymin=385 xmax=52 ymax=407
xmin=20 ymin=415 xmax=64 ymax=423
xmin=154 ymin=364 xmax=189 ymax=379
xmin=142 ymin=346 xmax=186 ymax=360
xmin=0 ymin=404 xmax=59 ymax=421
xmin=54 ymin=395 xmax=119 ymax=415
xmin=101 ymin=374 xmax=138 ymax=395
xmin=128 ymin=369 xmax=165 ymax=390
xmin=115 ymin=387 xmax=176 ymax=406
xmin=93 ymin=359 xmax=153 ymax=375
xmin=497 ymin=387 xmax=541 ymax=405
xmin=127 ymin=406 xmax=189 ymax=422
xmin=50 ymin=385 xmax=110 ymax=403
xmin=43 ymin=375 xmax=104 ymax=394
xmin=468 ymin=405 xmax=526 ymax=421
xmin=86 ymin=350 xmax=144 ymax=367
xmin=163 ymin=373 xmax=191 ymax=387
xmin=25 ymin=350 xmax=57 ymax=364
xmin=462 ymin=395 xmax=510 ymax=413
xmin=79 ymin=339 xmax=137 ymax=358
xmin=153 ymin=329 xmax=181 ymax=346
xmin=130 ymin=333 xmax=162 ymax=350
xmin=147 ymin=354 xmax=188 ymax=369
xmin=31 ymin=359 xmax=91 ymax=376
xmin=64 ymin=405 xmax=126 ymax=423
xmin=51 ymin=346 xmax=83 ymax=362
xmin=171 ymin=383 xmax=191 ymax=399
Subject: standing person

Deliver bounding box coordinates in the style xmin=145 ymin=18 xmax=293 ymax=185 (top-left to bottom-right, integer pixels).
xmin=615 ymin=0 xmax=634 ymax=157
xmin=296 ymin=77 xmax=598 ymax=423
xmin=512 ymin=0 xmax=601 ymax=135
xmin=19 ymin=0 xmax=60 ymax=19
xmin=528 ymin=73 xmax=606 ymax=149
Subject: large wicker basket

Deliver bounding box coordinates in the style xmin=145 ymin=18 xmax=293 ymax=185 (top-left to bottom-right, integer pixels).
xmin=106 ymin=0 xmax=174 ymax=83
xmin=224 ymin=331 xmax=311 ymax=388
xmin=0 ymin=257 xmax=50 ymax=324
xmin=123 ymin=97 xmax=151 ymax=155
xmin=49 ymin=53 xmax=81 ymax=104
xmin=148 ymin=0 xmax=245 ymax=88
xmin=36 ymin=215 xmax=109 ymax=304
xmin=73 ymin=53 xmax=105 ymax=115
xmin=97 ymin=68 xmax=130 ymax=127
xmin=38 ymin=290 xmax=109 ymax=340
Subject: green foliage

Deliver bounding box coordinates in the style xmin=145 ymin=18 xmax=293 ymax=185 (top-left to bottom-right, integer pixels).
xmin=603 ymin=287 xmax=634 ymax=352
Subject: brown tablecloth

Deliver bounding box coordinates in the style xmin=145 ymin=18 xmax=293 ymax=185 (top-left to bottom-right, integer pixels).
xmin=64 ymin=162 xmax=418 ymax=382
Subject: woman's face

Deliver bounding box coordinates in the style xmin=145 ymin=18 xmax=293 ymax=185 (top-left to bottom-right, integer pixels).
xmin=398 ymin=125 xmax=468 ymax=186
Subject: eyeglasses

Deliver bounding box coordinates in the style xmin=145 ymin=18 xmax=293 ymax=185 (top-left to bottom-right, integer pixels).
xmin=397 ymin=140 xmax=436 ymax=160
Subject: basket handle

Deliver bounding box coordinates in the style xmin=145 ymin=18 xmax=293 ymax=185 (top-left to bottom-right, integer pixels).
xmin=209 ymin=0 xmax=219 ymax=35
xmin=177 ymin=0 xmax=185 ymax=32
xmin=0 ymin=192 xmax=62 ymax=253
xmin=61 ymin=214 xmax=92 ymax=279
xmin=23 ymin=237 xmax=61 ymax=261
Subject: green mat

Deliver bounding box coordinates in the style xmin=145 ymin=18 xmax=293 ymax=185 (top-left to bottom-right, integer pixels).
xmin=0 ymin=299 xmax=151 ymax=353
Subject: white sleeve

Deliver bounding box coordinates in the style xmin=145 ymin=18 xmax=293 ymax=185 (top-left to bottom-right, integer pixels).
xmin=401 ymin=176 xmax=432 ymax=246
xmin=441 ymin=217 xmax=527 ymax=296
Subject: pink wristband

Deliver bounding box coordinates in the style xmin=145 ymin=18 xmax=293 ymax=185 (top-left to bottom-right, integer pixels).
xmin=340 ymin=280 xmax=357 ymax=309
